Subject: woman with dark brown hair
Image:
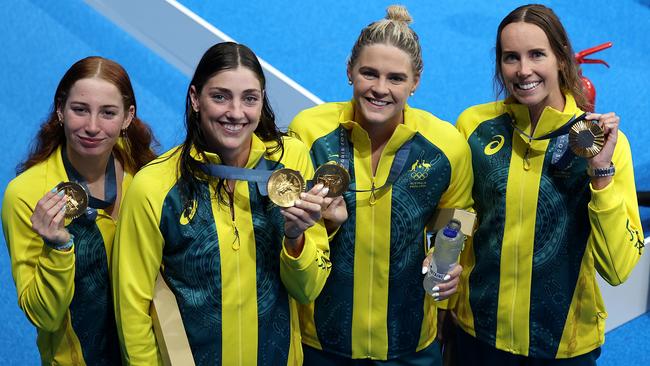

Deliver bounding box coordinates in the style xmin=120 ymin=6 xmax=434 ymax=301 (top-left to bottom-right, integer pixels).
xmin=454 ymin=4 xmax=643 ymax=365
xmin=112 ymin=42 xmax=331 ymax=365
xmin=2 ymin=56 xmax=157 ymax=365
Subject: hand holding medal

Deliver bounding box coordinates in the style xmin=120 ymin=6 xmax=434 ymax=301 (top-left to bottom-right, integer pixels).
xmin=267 ymin=168 xmax=306 ymax=208
xmin=583 ymin=112 xmax=620 ymax=189
xmin=312 ymin=162 xmax=350 ymax=198
xmin=266 ymin=162 xmax=350 ymax=207
xmin=313 ymin=162 xmax=350 ymax=232
xmin=30 ymin=183 xmax=84 ymax=247
xmin=568 ymin=117 xmax=605 ymax=158
xmin=267 ymin=164 xmax=349 ymax=243
xmin=567 ymin=111 xmax=621 ymax=161
xmin=582 ymin=112 xmax=619 ymax=161
xmin=55 ymin=182 xmax=89 ymax=219
xmin=278 ymin=180 xmax=330 ymax=256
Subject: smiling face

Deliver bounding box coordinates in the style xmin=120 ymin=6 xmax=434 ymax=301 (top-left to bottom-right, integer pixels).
xmin=499 ymin=21 xmax=565 ymax=116
xmin=190 ymin=67 xmax=263 ymax=164
xmin=347 ymin=43 xmax=419 ymax=130
xmin=59 ymin=77 xmax=133 ymax=162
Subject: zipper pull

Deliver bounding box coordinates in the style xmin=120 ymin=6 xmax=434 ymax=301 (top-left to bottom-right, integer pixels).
xmin=369 ymin=181 xmax=377 ymax=206
xmin=227 ymin=189 xmax=240 ymax=250
xmin=523 ymin=147 xmax=531 ymax=171
xmin=231 ymin=220 xmax=240 ymax=250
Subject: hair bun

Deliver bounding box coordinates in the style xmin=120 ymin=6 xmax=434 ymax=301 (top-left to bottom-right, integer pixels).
xmin=385 ymin=5 xmax=412 ymax=24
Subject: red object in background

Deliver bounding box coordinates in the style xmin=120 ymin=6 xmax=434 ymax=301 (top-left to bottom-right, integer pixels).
xmin=575 ymin=42 xmax=613 ymax=112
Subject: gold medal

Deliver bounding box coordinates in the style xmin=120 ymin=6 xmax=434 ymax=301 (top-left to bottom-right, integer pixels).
xmin=313 ymin=162 xmax=350 ymax=197
xmin=267 ymin=169 xmax=305 ymax=207
xmin=569 ymin=120 xmax=605 ymax=158
xmin=55 ymin=182 xmax=88 ymax=219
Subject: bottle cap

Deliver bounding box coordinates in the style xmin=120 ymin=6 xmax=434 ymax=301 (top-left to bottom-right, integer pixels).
xmin=442 ymin=219 xmax=462 ymax=238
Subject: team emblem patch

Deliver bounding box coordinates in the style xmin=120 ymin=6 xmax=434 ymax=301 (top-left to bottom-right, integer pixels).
xmin=408 ymin=153 xmax=441 ymax=188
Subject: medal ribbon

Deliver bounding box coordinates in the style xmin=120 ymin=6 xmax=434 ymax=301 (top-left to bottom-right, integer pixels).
xmin=61 ymin=148 xmax=117 ymax=210
xmin=199 ymin=158 xmax=274 ymax=196
xmin=338 ymin=127 xmax=412 ymax=193
xmin=510 ymin=112 xmax=589 ymax=168
xmin=510 ymin=112 xmax=588 ymax=141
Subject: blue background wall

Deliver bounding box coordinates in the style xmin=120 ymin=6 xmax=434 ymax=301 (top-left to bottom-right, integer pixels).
xmin=0 ymin=0 xmax=648 ymax=364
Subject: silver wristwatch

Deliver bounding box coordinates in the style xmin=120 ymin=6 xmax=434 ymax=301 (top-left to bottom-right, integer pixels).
xmin=587 ymin=163 xmax=615 ymax=177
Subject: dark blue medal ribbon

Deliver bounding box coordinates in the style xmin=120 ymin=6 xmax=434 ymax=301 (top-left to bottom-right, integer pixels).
xmin=511 ymin=112 xmax=588 ymax=141
xmin=199 ymin=158 xmax=273 ymax=196
xmin=61 ymin=148 xmax=117 ymax=221
xmin=510 ymin=112 xmax=588 ymax=169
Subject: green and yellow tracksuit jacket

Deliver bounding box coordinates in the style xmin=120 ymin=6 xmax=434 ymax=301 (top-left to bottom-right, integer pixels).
xmin=289 ymin=101 xmax=474 ymax=360
xmin=2 ymin=146 xmax=127 ymax=365
xmin=112 ymin=135 xmax=331 ymax=366
xmin=455 ymin=93 xmax=644 ymax=359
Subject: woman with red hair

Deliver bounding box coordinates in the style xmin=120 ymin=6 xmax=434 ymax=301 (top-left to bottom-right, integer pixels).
xmin=2 ymin=56 xmax=157 ymax=365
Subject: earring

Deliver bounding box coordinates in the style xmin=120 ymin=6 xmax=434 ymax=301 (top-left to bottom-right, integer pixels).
xmin=410 ymin=91 xmax=415 ymax=96
xmin=57 ymin=112 xmax=63 ymax=126
xmin=121 ymin=126 xmax=132 ymax=153
xmin=348 ymin=80 xmax=353 ymax=85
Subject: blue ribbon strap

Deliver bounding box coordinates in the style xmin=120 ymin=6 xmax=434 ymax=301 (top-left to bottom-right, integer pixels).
xmin=199 ymin=158 xmax=274 ymax=196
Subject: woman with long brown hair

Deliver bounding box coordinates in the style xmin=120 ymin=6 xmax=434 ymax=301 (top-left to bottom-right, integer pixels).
xmin=2 ymin=56 xmax=157 ymax=365
xmin=454 ymin=4 xmax=643 ymax=365
xmin=112 ymin=42 xmax=331 ymax=365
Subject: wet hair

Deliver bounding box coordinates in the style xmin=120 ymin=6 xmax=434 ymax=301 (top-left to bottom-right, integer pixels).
xmin=348 ymin=5 xmax=423 ymax=75
xmin=177 ymin=42 xmax=284 ymax=203
xmin=18 ymin=56 xmax=157 ymax=174
xmin=494 ymin=4 xmax=589 ymax=110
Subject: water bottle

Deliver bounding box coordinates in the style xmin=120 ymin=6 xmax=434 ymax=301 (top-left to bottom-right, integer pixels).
xmin=423 ymin=219 xmax=463 ymax=296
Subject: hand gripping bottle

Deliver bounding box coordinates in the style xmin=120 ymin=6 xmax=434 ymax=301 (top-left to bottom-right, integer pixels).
xmin=423 ymin=219 xmax=463 ymax=295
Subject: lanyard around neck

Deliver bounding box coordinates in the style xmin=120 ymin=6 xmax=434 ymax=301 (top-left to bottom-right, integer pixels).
xmin=511 ymin=112 xmax=588 ymax=142
xmin=510 ymin=112 xmax=590 ymax=169
xmin=61 ymin=147 xmax=117 ymax=210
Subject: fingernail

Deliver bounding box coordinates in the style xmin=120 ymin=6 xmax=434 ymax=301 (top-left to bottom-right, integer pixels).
xmin=295 ymin=199 xmax=301 ymax=205
xmin=316 ymin=183 xmax=324 ymax=190
xmin=443 ymin=274 xmax=451 ymax=281
xmin=432 ymin=286 xmax=439 ymax=292
xmin=300 ymin=192 xmax=306 ymax=199
xmin=432 ymin=292 xmax=439 ymax=299
xmin=422 ymin=266 xmax=428 ymax=274
xmin=50 ymin=187 xmax=57 ymax=193
xmin=322 ymin=187 xmax=330 ymax=195
xmin=57 ymin=191 xmax=65 ymax=197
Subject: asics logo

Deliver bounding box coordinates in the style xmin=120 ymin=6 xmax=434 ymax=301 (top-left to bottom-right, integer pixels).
xmin=484 ymin=135 xmax=505 ymax=155
xmin=180 ymin=200 xmax=198 ymax=225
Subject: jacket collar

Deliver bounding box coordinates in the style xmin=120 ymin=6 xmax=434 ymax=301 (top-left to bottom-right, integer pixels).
xmin=505 ymin=92 xmax=583 ymax=139
xmin=337 ymin=100 xmax=417 ymax=152
xmin=189 ymin=133 xmax=267 ymax=168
